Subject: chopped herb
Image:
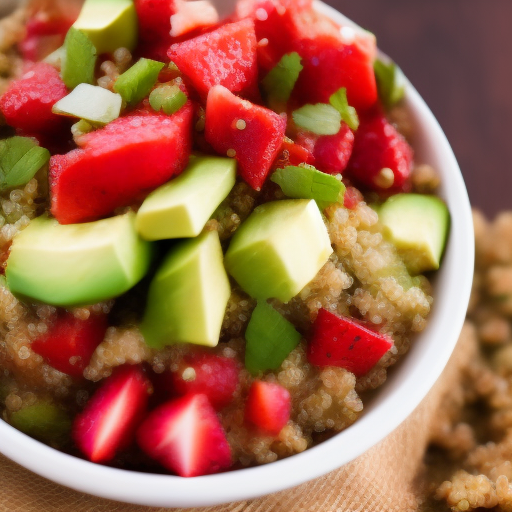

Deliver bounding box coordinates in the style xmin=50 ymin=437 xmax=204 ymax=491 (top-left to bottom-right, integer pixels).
xmin=261 ymin=52 xmax=303 ymax=103
xmin=149 ymin=85 xmax=187 ymax=115
xmin=374 ymin=58 xmax=406 ymax=107
xmin=329 ymin=87 xmax=359 ymax=131
xmin=61 ymin=27 xmax=97 ymax=89
xmin=292 ymin=103 xmax=341 ymax=135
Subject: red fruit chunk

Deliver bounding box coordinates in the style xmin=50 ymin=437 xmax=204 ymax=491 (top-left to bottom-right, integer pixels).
xmin=135 ymin=0 xmax=176 ymax=46
xmin=205 ymin=85 xmax=286 ymax=190
xmin=307 ymin=309 xmax=393 ymax=377
xmin=168 ymin=352 xmax=239 ymax=410
xmin=245 ymin=380 xmax=291 ymax=436
xmin=343 ymin=186 xmax=363 ymax=210
xmin=345 ymin=111 xmax=413 ymax=193
xmin=73 ymin=365 xmax=151 ymax=463
xmin=0 ymin=63 xmax=68 ymax=134
xmin=50 ymin=106 xmax=193 ymax=224
xmin=137 ymin=394 xmax=231 ymax=477
xmin=313 ymin=124 xmax=355 ymax=175
xmin=272 ymin=138 xmax=314 ymax=170
xmin=31 ymin=313 xmax=107 ymax=378
xmin=168 ymin=19 xmax=258 ymax=101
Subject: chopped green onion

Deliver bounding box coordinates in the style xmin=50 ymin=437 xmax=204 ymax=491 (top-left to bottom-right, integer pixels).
xmin=261 ymin=52 xmax=303 ymax=104
xmin=0 ymin=137 xmax=50 ymax=191
xmin=374 ymin=58 xmax=406 ymax=107
xmin=149 ymin=84 xmax=187 ymax=115
xmin=61 ymin=27 xmax=97 ymax=90
xmin=329 ymin=87 xmax=359 ymax=131
xmin=292 ymin=103 xmax=341 ymax=135
xmin=114 ymin=58 xmax=165 ymax=106
xmin=271 ymin=165 xmax=345 ymax=206
xmin=245 ymin=300 xmax=302 ymax=375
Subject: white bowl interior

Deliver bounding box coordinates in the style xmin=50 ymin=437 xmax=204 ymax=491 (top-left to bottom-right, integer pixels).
xmin=0 ymin=1 xmax=474 ymax=507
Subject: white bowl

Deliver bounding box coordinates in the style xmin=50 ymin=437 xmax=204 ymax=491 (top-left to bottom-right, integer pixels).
xmin=0 ymin=1 xmax=474 ymax=507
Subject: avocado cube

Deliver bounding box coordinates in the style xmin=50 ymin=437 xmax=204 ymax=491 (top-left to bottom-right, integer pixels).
xmin=6 ymin=212 xmax=152 ymax=307
xmin=73 ymin=0 xmax=138 ymax=55
xmin=225 ymin=199 xmax=333 ymax=303
xmin=136 ymin=156 xmax=236 ymax=241
xmin=140 ymin=230 xmax=231 ymax=348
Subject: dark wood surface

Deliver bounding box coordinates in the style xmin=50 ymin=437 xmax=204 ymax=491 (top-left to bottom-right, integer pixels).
xmin=328 ymin=0 xmax=510 ymax=217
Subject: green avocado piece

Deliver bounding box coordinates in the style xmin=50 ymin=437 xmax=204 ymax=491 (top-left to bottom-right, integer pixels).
xmin=52 ymin=84 xmax=123 ymax=125
xmin=6 ymin=212 xmax=152 ymax=307
xmin=61 ymin=27 xmax=97 ymax=90
xmin=379 ymin=193 xmax=450 ymax=275
xmin=73 ymin=0 xmax=138 ymax=54
xmin=245 ymin=300 xmax=302 ymax=375
xmin=225 ymin=199 xmax=333 ymax=303
xmin=141 ymin=230 xmax=231 ymax=348
xmin=136 ymin=156 xmax=236 ymax=241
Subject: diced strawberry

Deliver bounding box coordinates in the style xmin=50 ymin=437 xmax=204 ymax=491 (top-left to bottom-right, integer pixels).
xmin=168 ymin=19 xmax=258 ymax=101
xmin=73 ymin=365 xmax=152 ymax=463
xmin=166 ymin=352 xmax=239 ymax=410
xmin=312 ymin=124 xmax=354 ymax=175
xmin=272 ymin=138 xmax=314 ymax=170
xmin=345 ymin=110 xmax=413 ymax=193
xmin=135 ymin=0 xmax=176 ymax=47
xmin=205 ymin=85 xmax=286 ymax=190
xmin=343 ymin=186 xmax=363 ymax=210
xmin=50 ymin=105 xmax=193 ymax=224
xmin=245 ymin=380 xmax=291 ymax=436
xmin=307 ymin=309 xmax=393 ymax=377
xmin=31 ymin=312 xmax=107 ymax=378
xmin=137 ymin=394 xmax=232 ymax=477
xmin=0 ymin=63 xmax=68 ymax=134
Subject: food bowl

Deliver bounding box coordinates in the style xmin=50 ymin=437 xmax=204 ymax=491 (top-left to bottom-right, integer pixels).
xmin=0 ymin=0 xmax=474 ymax=507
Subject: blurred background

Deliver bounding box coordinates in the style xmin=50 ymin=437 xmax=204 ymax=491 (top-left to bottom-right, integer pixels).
xmin=332 ymin=0 xmax=508 ymax=217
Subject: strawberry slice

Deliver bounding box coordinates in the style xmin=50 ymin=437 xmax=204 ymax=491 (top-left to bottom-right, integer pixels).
xmin=245 ymin=380 xmax=291 ymax=436
xmin=137 ymin=394 xmax=232 ymax=477
xmin=168 ymin=19 xmax=258 ymax=101
xmin=307 ymin=309 xmax=393 ymax=377
xmin=205 ymin=85 xmax=286 ymax=190
xmin=73 ymin=365 xmax=152 ymax=463
xmin=345 ymin=110 xmax=413 ymax=193
xmin=166 ymin=352 xmax=239 ymax=410
xmin=312 ymin=125 xmax=355 ymax=175
xmin=0 ymin=62 xmax=68 ymax=134
xmin=50 ymin=106 xmax=193 ymax=224
xmin=31 ymin=312 xmax=107 ymax=378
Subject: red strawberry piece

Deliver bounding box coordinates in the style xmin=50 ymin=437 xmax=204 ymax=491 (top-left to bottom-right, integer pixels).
xmin=245 ymin=380 xmax=291 ymax=436
xmin=50 ymin=105 xmax=193 ymax=224
xmin=135 ymin=0 xmax=176 ymax=46
xmin=137 ymin=394 xmax=232 ymax=477
xmin=272 ymin=138 xmax=314 ymax=170
xmin=167 ymin=352 xmax=239 ymax=410
xmin=168 ymin=19 xmax=258 ymax=101
xmin=343 ymin=186 xmax=363 ymax=210
xmin=0 ymin=63 xmax=68 ymax=134
xmin=73 ymin=365 xmax=152 ymax=463
xmin=345 ymin=110 xmax=413 ymax=193
xmin=31 ymin=312 xmax=107 ymax=378
xmin=307 ymin=309 xmax=393 ymax=377
xmin=312 ymin=124 xmax=355 ymax=175
xmin=205 ymin=85 xmax=286 ymax=190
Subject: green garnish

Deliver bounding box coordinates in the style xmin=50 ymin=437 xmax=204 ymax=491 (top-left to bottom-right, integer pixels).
xmin=261 ymin=52 xmax=303 ymax=104
xmin=61 ymin=27 xmax=97 ymax=90
xmin=245 ymin=300 xmax=302 ymax=375
xmin=374 ymin=58 xmax=406 ymax=107
xmin=329 ymin=87 xmax=359 ymax=131
xmin=271 ymin=165 xmax=345 ymax=206
xmin=149 ymin=85 xmax=187 ymax=115
xmin=114 ymin=58 xmax=165 ymax=106
xmin=292 ymin=103 xmax=341 ymax=135
xmin=0 ymin=137 xmax=50 ymax=191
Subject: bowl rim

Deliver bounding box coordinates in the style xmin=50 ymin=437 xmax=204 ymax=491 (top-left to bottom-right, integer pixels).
xmin=0 ymin=1 xmax=475 ymax=507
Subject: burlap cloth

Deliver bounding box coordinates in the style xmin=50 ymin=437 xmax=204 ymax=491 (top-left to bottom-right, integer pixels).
xmin=0 ymin=323 xmax=474 ymax=512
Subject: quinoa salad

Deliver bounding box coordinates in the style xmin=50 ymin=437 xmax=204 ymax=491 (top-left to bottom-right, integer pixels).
xmin=0 ymin=0 xmax=449 ymax=477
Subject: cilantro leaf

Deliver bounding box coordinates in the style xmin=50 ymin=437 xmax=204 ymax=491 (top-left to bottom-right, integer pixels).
xmin=262 ymin=52 xmax=303 ymax=104
xmin=329 ymin=87 xmax=359 ymax=131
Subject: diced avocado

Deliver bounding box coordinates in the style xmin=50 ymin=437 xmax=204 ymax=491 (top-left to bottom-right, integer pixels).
xmin=225 ymin=199 xmax=333 ymax=303
xmin=7 ymin=402 xmax=71 ymax=443
xmin=6 ymin=212 xmax=152 ymax=307
xmin=140 ymin=230 xmax=231 ymax=348
xmin=379 ymin=193 xmax=450 ymax=274
xmin=114 ymin=58 xmax=165 ymax=106
xmin=245 ymin=300 xmax=302 ymax=375
xmin=52 ymin=84 xmax=123 ymax=125
xmin=73 ymin=0 xmax=138 ymax=55
xmin=0 ymin=137 xmax=50 ymax=191
xmin=61 ymin=27 xmax=97 ymax=90
xmin=136 ymin=156 xmax=236 ymax=241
